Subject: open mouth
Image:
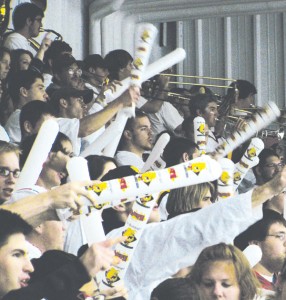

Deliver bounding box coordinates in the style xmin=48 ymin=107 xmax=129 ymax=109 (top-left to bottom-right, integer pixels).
xmin=20 ymin=278 xmax=30 ymax=288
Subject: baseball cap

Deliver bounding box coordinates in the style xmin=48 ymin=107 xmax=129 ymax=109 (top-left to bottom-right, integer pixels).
xmin=50 ymin=87 xmax=94 ymax=107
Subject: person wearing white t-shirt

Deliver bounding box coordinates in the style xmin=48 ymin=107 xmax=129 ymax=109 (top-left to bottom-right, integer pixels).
xmin=115 ymin=110 xmax=153 ymax=170
xmin=5 ymin=70 xmax=48 ymax=143
xmin=4 ymin=3 xmax=44 ymax=56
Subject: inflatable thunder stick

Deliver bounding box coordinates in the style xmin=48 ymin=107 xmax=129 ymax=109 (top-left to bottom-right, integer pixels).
xmin=233 ymin=138 xmax=264 ymax=190
xmin=215 ymin=102 xmax=280 ymax=158
xmin=16 ymin=119 xmax=59 ymax=190
xmin=217 ymin=158 xmax=235 ymax=200
xmin=100 ymin=192 xmax=160 ymax=288
xmin=141 ymin=132 xmax=170 ymax=173
xmin=66 ymin=157 xmax=106 ymax=244
xmin=106 ymin=48 xmax=186 ymax=101
xmin=193 ymin=116 xmax=206 ymax=155
xmin=131 ymin=23 xmax=157 ymax=88
xmin=102 ymin=107 xmax=134 ymax=157
xmin=87 ymin=155 xmax=222 ymax=206
xmin=103 ymin=23 xmax=157 ymax=156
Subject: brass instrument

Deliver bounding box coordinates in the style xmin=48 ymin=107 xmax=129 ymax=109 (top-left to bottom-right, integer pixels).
xmin=161 ymin=73 xmax=236 ymax=89
xmin=259 ymin=127 xmax=285 ymax=140
xmin=28 ymin=28 xmax=63 ymax=50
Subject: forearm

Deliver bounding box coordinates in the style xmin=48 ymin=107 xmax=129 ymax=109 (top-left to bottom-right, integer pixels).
xmin=1 ymin=193 xmax=56 ymax=227
xmin=79 ymin=98 xmax=124 ymax=137
xmin=251 ymin=180 xmax=280 ymax=208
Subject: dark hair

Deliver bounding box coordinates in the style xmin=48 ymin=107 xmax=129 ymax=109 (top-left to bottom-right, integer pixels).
xmin=0 ymin=209 xmax=32 ymax=247
xmin=104 ymin=49 xmax=133 ymax=80
xmin=86 ymin=155 xmax=117 ymax=180
xmin=227 ymin=79 xmax=257 ymax=100
xmin=12 ymin=3 xmax=44 ymax=31
xmin=10 ymin=49 xmax=33 ymax=73
xmin=20 ymin=100 xmax=55 ymax=138
xmin=101 ymin=165 xmax=138 ymax=234
xmin=52 ymin=53 xmax=77 ymax=75
xmin=151 ymin=278 xmax=202 ymax=300
xmin=0 ymin=46 xmax=10 ymax=61
xmin=163 ymin=136 xmax=198 ymax=167
xmin=117 ymin=109 xmax=149 ymax=151
xmin=8 ymin=69 xmax=44 ymax=105
xmin=20 ymin=132 xmax=71 ymax=168
xmin=234 ymin=211 xmax=286 ymax=251
xmin=189 ymin=85 xmax=214 ymax=96
xmin=43 ymin=40 xmax=72 ymax=65
xmin=252 ymin=148 xmax=280 ymax=179
xmin=188 ymin=93 xmax=217 ymax=117
xmin=82 ymin=54 xmax=106 ymax=71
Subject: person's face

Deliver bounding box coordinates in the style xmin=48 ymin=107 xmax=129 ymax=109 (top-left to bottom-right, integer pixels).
xmin=258 ymin=222 xmax=286 ymax=273
xmin=201 ymin=101 xmax=218 ymax=128
xmin=200 ymin=260 xmax=240 ymax=300
xmin=236 ymin=94 xmax=255 ymax=109
xmin=93 ymin=67 xmax=109 ymax=84
xmin=49 ymin=139 xmax=73 ymax=174
xmin=149 ymin=203 xmax=161 ymax=223
xmin=0 ymin=52 xmax=10 ymax=80
xmin=119 ymin=60 xmax=133 ymax=80
xmin=129 ymin=116 xmax=153 ymax=152
xmin=0 ymin=233 xmax=34 ymax=298
xmin=65 ymin=96 xmax=86 ymax=119
xmin=198 ymin=189 xmax=212 ymax=209
xmin=18 ymin=54 xmax=32 ymax=71
xmin=0 ymin=152 xmax=20 ymax=204
xmin=25 ymin=78 xmax=48 ymax=101
xmin=260 ymin=156 xmax=283 ymax=183
xmin=40 ymin=220 xmax=66 ymax=251
xmin=58 ymin=63 xmax=82 ymax=88
xmin=29 ymin=15 xmax=43 ymax=37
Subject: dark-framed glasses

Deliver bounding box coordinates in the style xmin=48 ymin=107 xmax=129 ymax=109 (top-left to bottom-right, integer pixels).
xmin=68 ymin=68 xmax=82 ymax=77
xmin=0 ymin=167 xmax=20 ymax=178
xmin=267 ymin=232 xmax=286 ymax=241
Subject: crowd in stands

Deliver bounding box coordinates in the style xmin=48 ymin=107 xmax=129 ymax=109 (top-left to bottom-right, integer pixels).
xmin=0 ymin=2 xmax=286 ymax=300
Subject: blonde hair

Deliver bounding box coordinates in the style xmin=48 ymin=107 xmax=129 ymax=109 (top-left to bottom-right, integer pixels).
xmin=166 ymin=182 xmax=215 ymax=216
xmin=0 ymin=141 xmax=20 ymax=159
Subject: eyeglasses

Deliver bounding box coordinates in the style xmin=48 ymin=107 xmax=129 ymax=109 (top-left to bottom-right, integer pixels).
xmin=264 ymin=163 xmax=284 ymax=169
xmin=267 ymin=232 xmax=286 ymax=241
xmin=68 ymin=68 xmax=82 ymax=77
xmin=0 ymin=167 xmax=20 ymax=178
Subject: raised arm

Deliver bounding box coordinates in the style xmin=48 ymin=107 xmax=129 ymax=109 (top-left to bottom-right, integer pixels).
xmin=1 ymin=180 xmax=97 ymax=227
xmin=78 ymin=86 xmax=140 ymax=137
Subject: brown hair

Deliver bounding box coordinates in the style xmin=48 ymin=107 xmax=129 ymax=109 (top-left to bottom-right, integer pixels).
xmin=188 ymin=243 xmax=261 ymax=300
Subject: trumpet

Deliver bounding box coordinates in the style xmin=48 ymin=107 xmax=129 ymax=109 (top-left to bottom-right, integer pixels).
xmin=258 ymin=127 xmax=285 ymax=140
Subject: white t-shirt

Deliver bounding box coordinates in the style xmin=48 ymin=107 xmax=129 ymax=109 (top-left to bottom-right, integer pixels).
xmin=107 ymin=190 xmax=262 ymax=300
xmin=147 ymin=102 xmax=184 ymax=137
xmin=115 ymin=150 xmax=145 ymax=170
xmin=56 ymin=118 xmax=81 ymax=156
xmin=4 ymin=32 xmax=37 ymax=56
xmin=5 ymin=109 xmax=21 ymax=143
xmin=0 ymin=125 xmax=10 ymax=142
